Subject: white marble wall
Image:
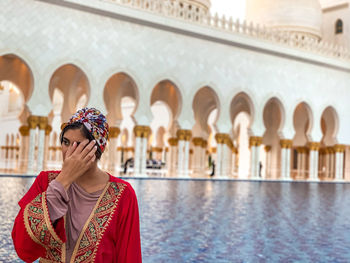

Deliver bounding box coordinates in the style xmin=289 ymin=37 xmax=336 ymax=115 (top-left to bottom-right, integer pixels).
xmin=0 ymin=0 xmax=350 ymax=165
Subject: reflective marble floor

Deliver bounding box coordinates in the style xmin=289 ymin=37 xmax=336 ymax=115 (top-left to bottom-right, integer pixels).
xmin=1 ymin=176 xmax=350 ymax=262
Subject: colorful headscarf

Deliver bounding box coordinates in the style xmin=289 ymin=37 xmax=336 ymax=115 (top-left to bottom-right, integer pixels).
xmin=68 ymin=107 xmax=109 ymax=152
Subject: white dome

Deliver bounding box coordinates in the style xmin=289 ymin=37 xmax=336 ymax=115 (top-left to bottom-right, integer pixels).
xmin=246 ymin=0 xmax=322 ymax=40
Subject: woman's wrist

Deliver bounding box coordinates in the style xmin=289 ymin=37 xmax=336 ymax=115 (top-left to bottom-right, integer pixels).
xmin=56 ymin=172 xmax=72 ymax=191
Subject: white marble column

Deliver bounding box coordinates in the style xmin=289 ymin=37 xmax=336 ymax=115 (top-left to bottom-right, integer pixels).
xmin=133 ymin=137 xmax=141 ymax=176
xmin=107 ymin=127 xmax=120 ymax=173
xmin=168 ymin=138 xmax=178 ymax=175
xmin=201 ymin=140 xmax=208 ymax=174
xmin=249 ymin=136 xmax=262 ymax=179
xmin=231 ymin=148 xmax=237 ymax=176
xmin=334 ymin=145 xmax=345 ymax=181
xmin=140 ymin=137 xmax=148 ymax=175
xmin=177 ymin=140 xmax=184 ymax=175
xmin=18 ymin=125 xmax=30 ymax=173
xmin=176 ymin=129 xmax=192 ymax=177
xmin=280 ymin=139 xmax=292 ymax=180
xmin=183 ymin=140 xmax=190 ymax=177
xmin=216 ymin=143 xmax=223 ymax=177
xmin=192 ymin=137 xmax=203 ymax=175
xmin=27 ymin=116 xmax=39 ymax=174
xmin=43 ymin=125 xmax=52 ymax=171
xmin=308 ymin=142 xmax=320 ymax=181
xmin=222 ymin=143 xmax=231 ymax=178
xmin=36 ymin=117 xmax=49 ymax=172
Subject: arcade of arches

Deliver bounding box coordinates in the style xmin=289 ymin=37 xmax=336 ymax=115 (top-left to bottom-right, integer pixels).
xmin=0 ymin=54 xmax=347 ymax=181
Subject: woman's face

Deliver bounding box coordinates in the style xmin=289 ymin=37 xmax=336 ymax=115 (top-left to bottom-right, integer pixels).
xmin=61 ymin=128 xmax=87 ymax=160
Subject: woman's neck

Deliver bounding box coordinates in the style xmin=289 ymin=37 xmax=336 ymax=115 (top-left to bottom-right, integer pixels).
xmin=75 ymin=163 xmax=109 ymax=193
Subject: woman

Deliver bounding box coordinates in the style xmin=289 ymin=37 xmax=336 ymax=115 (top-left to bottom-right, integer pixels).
xmin=12 ymin=108 xmax=142 ymax=262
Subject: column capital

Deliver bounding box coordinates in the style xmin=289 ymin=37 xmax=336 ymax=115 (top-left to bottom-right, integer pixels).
xmin=334 ymin=144 xmax=346 ymax=153
xmin=168 ymin=137 xmax=178 ymax=146
xmin=61 ymin=122 xmax=68 ymax=130
xmin=280 ymin=139 xmax=293 ymax=149
xmin=308 ymin=142 xmax=320 ymax=151
xmin=152 ymin=147 xmax=163 ymax=153
xmin=109 ymin=126 xmax=121 ymax=138
xmin=296 ymin=146 xmax=308 ymax=154
xmin=264 ymin=145 xmax=271 ymax=152
xmin=38 ymin=116 xmax=48 ymax=130
xmin=27 ymin=115 xmax=39 ymax=129
xmin=215 ymin=133 xmax=228 ymax=144
xmin=19 ymin=125 xmax=30 ymax=136
xmin=249 ymin=136 xmax=263 ymax=147
xmin=45 ymin=125 xmax=52 ymax=136
xmin=192 ymin=137 xmax=203 ymax=146
xmin=210 ymin=147 xmax=217 ymax=153
xmin=177 ymin=129 xmax=192 ymax=141
xmin=133 ymin=125 xmax=151 ymax=138
xmin=232 ymin=147 xmax=238 ymax=154
xmin=326 ymin=146 xmax=335 ymax=154
xmin=125 ymin=147 xmax=134 ymax=152
xmin=201 ymin=140 xmax=208 ymax=148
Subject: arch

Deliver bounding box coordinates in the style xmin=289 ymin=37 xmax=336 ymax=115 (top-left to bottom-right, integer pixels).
xmin=0 ymin=54 xmax=34 ymax=103
xmin=321 ymin=106 xmax=339 ymax=146
xmin=262 ymin=97 xmax=285 ymax=135
xmin=230 ymin=92 xmax=255 ymax=127
xmin=292 ymin=102 xmax=313 ymax=145
xmin=335 ymin=19 xmax=343 ymax=34
xmin=262 ymin=97 xmax=285 ymax=179
xmin=49 ymin=64 xmax=91 ymax=122
xmin=192 ymin=86 xmax=220 ymax=137
xmin=104 ymin=72 xmax=139 ymax=125
xmin=151 ymin=79 xmax=182 ymax=120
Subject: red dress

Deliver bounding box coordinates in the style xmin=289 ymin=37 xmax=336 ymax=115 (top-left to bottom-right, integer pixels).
xmin=12 ymin=171 xmax=142 ymax=263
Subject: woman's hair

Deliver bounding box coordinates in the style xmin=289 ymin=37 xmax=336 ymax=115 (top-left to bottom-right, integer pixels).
xmin=60 ymin=122 xmax=102 ymax=159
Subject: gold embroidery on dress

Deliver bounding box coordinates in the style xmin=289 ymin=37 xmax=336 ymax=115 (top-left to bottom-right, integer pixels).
xmin=24 ymin=191 xmax=65 ymax=262
xmin=70 ymin=182 xmax=127 ymax=262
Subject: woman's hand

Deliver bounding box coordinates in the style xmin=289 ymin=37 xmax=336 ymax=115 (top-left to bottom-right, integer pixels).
xmin=56 ymin=139 xmax=97 ymax=190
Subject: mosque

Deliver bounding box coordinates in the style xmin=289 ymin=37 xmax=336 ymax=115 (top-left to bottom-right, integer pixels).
xmin=0 ymin=0 xmax=350 ymax=181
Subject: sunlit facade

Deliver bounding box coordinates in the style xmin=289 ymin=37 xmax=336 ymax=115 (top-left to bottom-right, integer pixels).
xmin=1 ymin=0 xmax=350 ymax=181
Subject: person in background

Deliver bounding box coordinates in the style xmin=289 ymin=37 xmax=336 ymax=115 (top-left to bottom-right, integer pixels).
xmin=12 ymin=107 xmax=142 ymax=263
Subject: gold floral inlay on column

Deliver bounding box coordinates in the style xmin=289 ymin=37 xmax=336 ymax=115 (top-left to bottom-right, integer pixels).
xmin=192 ymin=137 xmax=203 ymax=146
xmin=133 ymin=126 xmax=151 ymax=138
xmin=109 ymin=127 xmax=121 ymax=138
xmin=176 ymin=129 xmax=192 ymax=141
xmin=27 ymin=115 xmax=39 ymax=129
xmin=280 ymin=139 xmax=293 ymax=149
xmin=308 ymin=142 xmax=320 ymax=151
xmin=38 ymin=116 xmax=48 ymax=130
xmin=215 ymin=133 xmax=227 ymax=144
xmin=19 ymin=125 xmax=30 ymax=136
xmin=60 ymin=123 xmax=68 ymax=130
xmin=334 ymin=144 xmax=346 ymax=153
xmin=249 ymin=136 xmax=263 ymax=147
xmin=45 ymin=125 xmax=52 ymax=136
xmin=168 ymin=137 xmax=178 ymax=146
xmin=296 ymin=146 xmax=308 ymax=154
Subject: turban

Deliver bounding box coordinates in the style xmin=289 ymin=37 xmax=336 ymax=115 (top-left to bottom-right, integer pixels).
xmin=68 ymin=107 xmax=109 ymax=152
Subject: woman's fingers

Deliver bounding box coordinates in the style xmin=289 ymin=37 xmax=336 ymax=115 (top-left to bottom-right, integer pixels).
xmin=66 ymin=141 xmax=77 ymax=157
xmin=81 ymin=140 xmax=96 ymax=159
xmin=83 ymin=145 xmax=98 ymax=162
xmin=73 ymin=139 xmax=90 ymax=155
